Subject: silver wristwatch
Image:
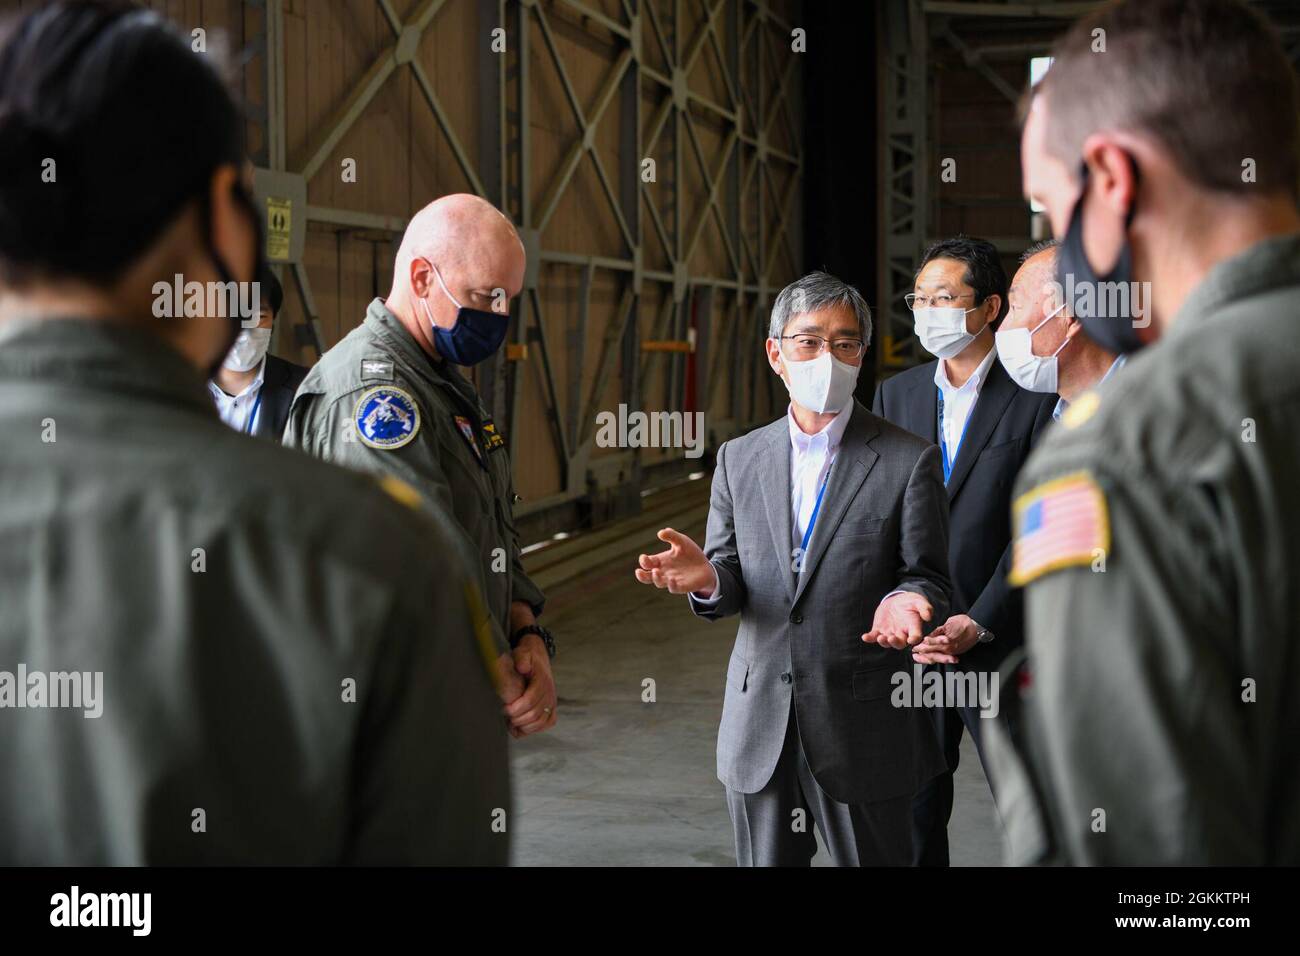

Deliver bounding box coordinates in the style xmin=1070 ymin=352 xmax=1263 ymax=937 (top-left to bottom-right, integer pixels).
xmin=975 ymin=624 xmax=995 ymax=644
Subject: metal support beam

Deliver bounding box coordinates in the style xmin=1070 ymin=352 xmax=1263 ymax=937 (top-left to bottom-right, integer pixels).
xmin=940 ymin=25 xmax=1021 ymax=105
xmin=877 ymin=0 xmax=929 ymax=372
xmin=255 ymin=0 xmax=804 ymax=518
xmin=922 ymin=1 xmax=1105 ymax=16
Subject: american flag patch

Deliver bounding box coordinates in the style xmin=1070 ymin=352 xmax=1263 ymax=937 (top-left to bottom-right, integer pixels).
xmin=1009 ymin=471 xmax=1110 ymax=586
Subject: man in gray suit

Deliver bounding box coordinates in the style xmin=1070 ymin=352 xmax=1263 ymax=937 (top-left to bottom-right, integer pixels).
xmin=636 ymin=271 xmax=951 ymax=865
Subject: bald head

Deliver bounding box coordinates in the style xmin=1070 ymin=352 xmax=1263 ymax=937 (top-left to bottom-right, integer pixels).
xmin=1003 ymin=243 xmax=1117 ymax=400
xmin=1016 ymin=248 xmax=1061 ymax=313
xmin=388 ymin=193 xmax=526 ymax=357
xmin=395 ymin=193 xmax=524 ymax=287
xmin=1005 ymin=246 xmax=1067 ymax=335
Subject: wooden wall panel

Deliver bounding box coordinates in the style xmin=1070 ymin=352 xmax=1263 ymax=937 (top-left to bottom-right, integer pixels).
xmin=0 ymin=0 xmax=807 ymax=512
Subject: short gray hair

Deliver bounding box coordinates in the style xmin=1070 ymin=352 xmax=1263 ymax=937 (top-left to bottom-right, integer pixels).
xmin=768 ymin=271 xmax=872 ymax=345
xmin=1018 ymin=237 xmax=1059 ymax=265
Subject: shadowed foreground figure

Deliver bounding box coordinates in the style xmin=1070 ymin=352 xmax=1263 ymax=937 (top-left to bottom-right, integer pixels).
xmin=988 ymin=0 xmax=1300 ymax=865
xmin=0 ymin=1 xmax=506 ymax=864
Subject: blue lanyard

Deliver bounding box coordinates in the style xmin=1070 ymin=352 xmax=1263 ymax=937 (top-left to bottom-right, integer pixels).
xmin=936 ymin=387 xmax=970 ymax=484
xmin=243 ymin=390 xmax=264 ymax=435
xmin=800 ymin=458 xmax=834 ymax=552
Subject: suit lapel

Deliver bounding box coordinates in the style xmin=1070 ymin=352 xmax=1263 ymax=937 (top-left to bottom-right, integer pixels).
xmin=945 ymin=358 xmax=1016 ymax=501
xmin=253 ymin=357 xmax=284 ymax=439
xmin=906 ymin=370 xmax=938 ymax=442
xmin=793 ymin=401 xmax=879 ymax=606
xmin=759 ymin=420 xmax=797 ymax=601
xmin=262 ymin=355 xmax=286 ymax=388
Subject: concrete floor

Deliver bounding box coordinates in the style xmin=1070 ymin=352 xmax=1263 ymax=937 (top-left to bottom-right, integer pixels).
xmin=510 ymin=477 xmax=1003 ymax=866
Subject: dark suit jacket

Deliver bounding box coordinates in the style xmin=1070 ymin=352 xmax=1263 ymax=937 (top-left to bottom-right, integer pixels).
xmin=872 ymin=356 xmax=1055 ymax=671
xmin=687 ymin=400 xmax=951 ymax=805
xmin=258 ymin=354 xmax=309 ymax=442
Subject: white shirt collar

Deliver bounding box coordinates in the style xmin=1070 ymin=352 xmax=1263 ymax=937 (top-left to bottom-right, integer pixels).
xmin=1052 ymin=353 xmax=1127 ymax=422
xmin=934 ymin=341 xmax=998 ymax=396
xmin=787 ymin=400 xmax=854 ymax=457
xmin=208 ymin=357 xmax=267 ymax=404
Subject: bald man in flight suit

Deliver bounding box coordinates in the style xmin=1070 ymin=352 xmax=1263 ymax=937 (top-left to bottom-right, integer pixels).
xmin=285 ymin=194 xmax=557 ymax=738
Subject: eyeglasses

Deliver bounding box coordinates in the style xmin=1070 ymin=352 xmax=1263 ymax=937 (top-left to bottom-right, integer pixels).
xmin=904 ymin=292 xmax=974 ymax=311
xmin=780 ymin=334 xmax=866 ymax=360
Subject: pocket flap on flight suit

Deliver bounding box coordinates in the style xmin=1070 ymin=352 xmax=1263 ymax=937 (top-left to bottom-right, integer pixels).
xmin=851 ymin=665 xmax=894 ymax=701
xmin=726 ymin=655 xmax=749 ymax=692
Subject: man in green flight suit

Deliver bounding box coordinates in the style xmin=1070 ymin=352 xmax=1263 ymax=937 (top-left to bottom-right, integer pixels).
xmin=285 ymin=194 xmax=557 ymax=738
xmin=986 ymin=0 xmax=1300 ymax=865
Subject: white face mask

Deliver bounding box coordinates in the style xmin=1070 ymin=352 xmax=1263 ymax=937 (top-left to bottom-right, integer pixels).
xmin=781 ymin=350 xmax=860 ymax=414
xmin=914 ymin=306 xmax=981 ymax=359
xmin=995 ymin=303 xmax=1068 ymax=393
xmin=223 ymin=327 xmax=272 ymax=372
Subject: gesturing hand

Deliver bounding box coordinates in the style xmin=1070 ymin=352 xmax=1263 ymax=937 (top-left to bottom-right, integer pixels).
xmin=634 ymin=528 xmax=716 ymax=596
xmin=862 ymin=591 xmax=934 ymax=649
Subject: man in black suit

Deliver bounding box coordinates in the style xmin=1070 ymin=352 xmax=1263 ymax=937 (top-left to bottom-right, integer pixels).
xmin=208 ymin=265 xmax=308 ymax=441
xmin=872 ymin=236 xmax=1056 ymax=866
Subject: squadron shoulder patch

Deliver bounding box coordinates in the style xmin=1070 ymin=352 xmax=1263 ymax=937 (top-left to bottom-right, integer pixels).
xmin=1009 ymin=470 xmax=1110 ymax=586
xmin=353 ymin=385 xmax=420 ymax=450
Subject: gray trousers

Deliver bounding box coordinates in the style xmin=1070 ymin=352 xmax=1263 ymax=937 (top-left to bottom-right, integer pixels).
xmin=725 ymin=704 xmax=913 ymax=866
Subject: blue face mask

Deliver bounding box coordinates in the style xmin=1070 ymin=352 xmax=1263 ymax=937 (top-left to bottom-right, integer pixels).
xmin=418 ymin=262 xmax=510 ymax=366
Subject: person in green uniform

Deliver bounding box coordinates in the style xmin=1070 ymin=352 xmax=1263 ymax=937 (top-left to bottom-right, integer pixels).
xmin=0 ymin=1 xmax=507 ymax=864
xmin=284 ymin=195 xmax=558 ymax=738
xmin=986 ymin=0 xmax=1300 ymax=864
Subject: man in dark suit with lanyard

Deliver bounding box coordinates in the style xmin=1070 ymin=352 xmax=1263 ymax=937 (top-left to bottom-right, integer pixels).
xmin=209 ymin=265 xmax=308 ymax=441
xmin=873 ymin=235 xmax=1056 ymax=866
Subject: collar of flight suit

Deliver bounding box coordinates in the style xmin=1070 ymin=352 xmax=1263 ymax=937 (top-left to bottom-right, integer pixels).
xmin=0 ymin=316 xmax=215 ymax=415
xmin=361 ymin=297 xmax=485 ymax=417
xmin=1168 ymin=231 xmax=1300 ymax=338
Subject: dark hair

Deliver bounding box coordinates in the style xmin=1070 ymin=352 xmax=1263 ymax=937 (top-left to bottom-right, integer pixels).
xmin=1036 ymin=0 xmax=1299 ymax=198
xmin=1018 ymin=237 xmax=1059 ymax=265
xmin=0 ymin=0 xmax=248 ymax=286
xmin=257 ymin=263 xmax=283 ymax=318
xmin=916 ymin=235 xmax=1008 ymax=322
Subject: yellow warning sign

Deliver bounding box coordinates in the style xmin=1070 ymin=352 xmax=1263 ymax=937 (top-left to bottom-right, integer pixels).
xmin=266 ymin=197 xmax=291 ymax=261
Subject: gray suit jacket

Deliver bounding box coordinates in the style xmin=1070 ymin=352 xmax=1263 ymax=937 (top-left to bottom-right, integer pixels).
xmin=689 ymin=400 xmax=951 ymax=805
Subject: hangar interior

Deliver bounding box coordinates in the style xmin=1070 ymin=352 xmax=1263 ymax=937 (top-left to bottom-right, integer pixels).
xmin=13 ymin=0 xmax=1298 ymax=865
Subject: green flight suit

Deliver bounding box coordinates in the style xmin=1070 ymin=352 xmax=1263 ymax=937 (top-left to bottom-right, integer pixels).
xmin=0 ymin=318 xmax=508 ymax=864
xmin=283 ymin=298 xmax=545 ymax=654
xmin=985 ymin=233 xmax=1300 ymax=865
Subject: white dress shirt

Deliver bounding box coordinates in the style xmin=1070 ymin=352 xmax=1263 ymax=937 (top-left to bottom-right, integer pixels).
xmin=788 ymin=401 xmax=854 ymax=552
xmin=1053 ymin=354 xmax=1128 ymax=422
xmin=934 ymin=343 xmax=997 ymax=474
xmin=208 ymin=357 xmax=267 ymax=435
xmin=695 ymin=402 xmax=855 ymax=602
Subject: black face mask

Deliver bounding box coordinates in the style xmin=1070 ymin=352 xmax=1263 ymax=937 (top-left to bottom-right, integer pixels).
xmin=201 ymin=179 xmax=264 ymax=380
xmin=1056 ymin=158 xmax=1147 ymax=354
